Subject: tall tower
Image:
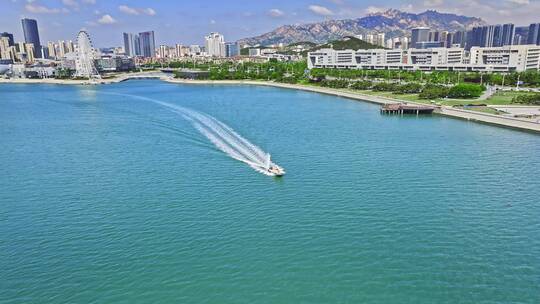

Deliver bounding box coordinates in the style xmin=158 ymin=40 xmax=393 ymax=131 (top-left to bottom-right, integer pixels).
xmin=75 ymin=30 xmax=100 ymax=79
xmin=205 ymin=32 xmax=225 ymax=57
xmin=528 ymin=23 xmax=540 ymax=45
xmin=123 ymin=33 xmax=136 ymax=56
xmin=411 ymin=27 xmax=430 ymax=49
xmin=21 ymin=18 xmax=42 ymax=58
xmin=138 ymin=31 xmax=155 ymax=58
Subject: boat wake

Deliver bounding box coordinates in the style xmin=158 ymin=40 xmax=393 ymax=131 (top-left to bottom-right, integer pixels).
xmin=101 ymin=92 xmax=284 ymax=176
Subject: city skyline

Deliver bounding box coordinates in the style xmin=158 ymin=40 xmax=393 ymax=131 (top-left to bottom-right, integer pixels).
xmin=1 ymin=0 xmax=540 ymax=47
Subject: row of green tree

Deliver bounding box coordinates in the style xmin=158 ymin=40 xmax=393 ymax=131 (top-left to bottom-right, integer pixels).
xmin=317 ymin=79 xmax=485 ymax=99
xmin=173 ymin=60 xmax=308 ymax=82
xmin=512 ymin=93 xmax=540 ymax=105
xmin=310 ymin=68 xmax=540 ymax=87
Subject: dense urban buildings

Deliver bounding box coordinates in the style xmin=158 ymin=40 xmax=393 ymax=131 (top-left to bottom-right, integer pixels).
xmin=3 ymin=15 xmax=540 ymax=79
xmin=467 ymin=24 xmax=516 ymax=49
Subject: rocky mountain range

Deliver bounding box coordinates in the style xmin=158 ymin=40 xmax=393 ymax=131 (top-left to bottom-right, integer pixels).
xmin=239 ymin=9 xmax=486 ymax=46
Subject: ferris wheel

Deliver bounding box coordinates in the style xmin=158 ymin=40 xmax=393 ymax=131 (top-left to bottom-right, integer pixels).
xmin=75 ymin=30 xmax=100 ymax=79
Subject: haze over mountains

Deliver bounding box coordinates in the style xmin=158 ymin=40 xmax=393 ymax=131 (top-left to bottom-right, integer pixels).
xmin=239 ymin=9 xmax=486 ymax=46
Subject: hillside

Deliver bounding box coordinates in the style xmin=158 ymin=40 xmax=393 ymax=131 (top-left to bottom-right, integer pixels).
xmin=239 ymin=9 xmax=485 ymax=46
xmin=313 ymin=36 xmax=384 ymax=51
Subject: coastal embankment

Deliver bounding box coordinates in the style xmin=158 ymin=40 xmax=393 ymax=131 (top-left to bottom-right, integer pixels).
xmin=2 ymin=73 xmax=539 ymax=133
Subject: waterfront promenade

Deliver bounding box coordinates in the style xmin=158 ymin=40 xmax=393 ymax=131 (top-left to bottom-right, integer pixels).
xmin=2 ymin=72 xmax=539 ymax=133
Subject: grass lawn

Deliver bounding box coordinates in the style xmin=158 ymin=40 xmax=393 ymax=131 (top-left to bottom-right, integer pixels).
xmin=484 ymin=90 xmax=534 ymax=105
xmin=296 ymin=83 xmax=540 ymax=109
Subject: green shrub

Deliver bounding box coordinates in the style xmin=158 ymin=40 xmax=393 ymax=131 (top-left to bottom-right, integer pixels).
xmin=512 ymin=93 xmax=540 ymax=105
xmin=419 ymin=84 xmax=449 ymax=99
xmin=319 ymin=79 xmax=350 ymax=88
xmin=350 ymin=80 xmax=373 ymax=90
xmin=447 ymin=84 xmax=485 ymax=99
xmin=372 ymin=82 xmax=398 ymax=92
xmin=393 ymin=83 xmax=423 ymax=94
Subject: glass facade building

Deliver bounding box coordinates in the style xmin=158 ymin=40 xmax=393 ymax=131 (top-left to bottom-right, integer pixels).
xmin=21 ymin=18 xmax=42 ymax=58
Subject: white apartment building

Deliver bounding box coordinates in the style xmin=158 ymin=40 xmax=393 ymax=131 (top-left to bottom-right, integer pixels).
xmin=406 ymin=48 xmax=465 ymax=65
xmin=470 ymin=45 xmax=540 ymax=72
xmin=204 ymin=32 xmax=225 ymax=57
xmin=308 ymin=45 xmax=540 ymax=72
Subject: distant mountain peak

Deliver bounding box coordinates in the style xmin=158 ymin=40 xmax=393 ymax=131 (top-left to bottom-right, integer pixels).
xmin=239 ymin=9 xmax=486 ymax=46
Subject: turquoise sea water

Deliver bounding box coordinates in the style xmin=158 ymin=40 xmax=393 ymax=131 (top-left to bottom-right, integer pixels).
xmin=1 ymin=80 xmax=539 ymax=303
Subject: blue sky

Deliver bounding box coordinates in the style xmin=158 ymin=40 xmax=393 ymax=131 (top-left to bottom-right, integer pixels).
xmin=1 ymin=0 xmax=539 ymax=47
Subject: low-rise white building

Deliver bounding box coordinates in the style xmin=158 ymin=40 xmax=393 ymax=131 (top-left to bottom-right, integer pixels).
xmin=470 ymin=45 xmax=540 ymax=72
xmin=308 ymin=45 xmax=540 ymax=72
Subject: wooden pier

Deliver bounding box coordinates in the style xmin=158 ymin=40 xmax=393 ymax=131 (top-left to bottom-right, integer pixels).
xmin=380 ymin=103 xmax=436 ymax=115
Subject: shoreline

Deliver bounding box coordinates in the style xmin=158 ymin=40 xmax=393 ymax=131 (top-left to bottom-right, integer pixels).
xmin=164 ymin=78 xmax=540 ymax=133
xmin=2 ymin=75 xmax=539 ymax=133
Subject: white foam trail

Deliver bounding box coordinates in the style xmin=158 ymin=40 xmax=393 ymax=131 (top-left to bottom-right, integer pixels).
xmin=99 ymin=91 xmax=282 ymax=176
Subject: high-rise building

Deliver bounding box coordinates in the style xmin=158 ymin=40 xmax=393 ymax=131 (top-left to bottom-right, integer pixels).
xmin=158 ymin=45 xmax=169 ymax=59
xmin=500 ymin=23 xmax=515 ymax=46
xmin=190 ymin=45 xmax=202 ymax=55
xmin=451 ymin=31 xmax=467 ymax=48
xmin=528 ymin=23 xmax=540 ymax=45
xmin=0 ymin=37 xmax=17 ymax=61
xmin=205 ymin=32 xmax=225 ymax=57
xmin=468 ymin=24 xmax=515 ymax=49
xmin=47 ymin=41 xmax=56 ymax=59
xmin=0 ymin=37 xmax=11 ymax=59
xmin=138 ymin=31 xmax=155 ymax=58
xmin=57 ymin=41 xmax=66 ymax=58
xmin=0 ymin=32 xmax=14 ymax=47
xmin=174 ymin=44 xmax=189 ymax=58
xmin=134 ymin=35 xmax=141 ymax=56
xmin=24 ymin=43 xmax=35 ymax=63
xmin=21 ymin=18 xmax=42 ymax=58
xmin=225 ymin=42 xmax=239 ymax=57
xmin=411 ymin=27 xmax=430 ymax=48
xmin=65 ymin=40 xmax=74 ymax=53
xmin=123 ymin=33 xmax=136 ymax=56
xmin=514 ymin=26 xmax=529 ymax=45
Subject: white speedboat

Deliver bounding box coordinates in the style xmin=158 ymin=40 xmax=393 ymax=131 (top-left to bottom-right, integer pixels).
xmin=263 ymin=154 xmax=285 ymax=177
xmin=267 ymin=164 xmax=285 ymax=177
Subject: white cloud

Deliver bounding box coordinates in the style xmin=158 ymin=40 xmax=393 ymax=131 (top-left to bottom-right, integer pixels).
xmin=210 ymin=19 xmax=216 ymax=24
xmin=507 ymin=0 xmax=529 ymax=4
xmin=97 ymin=14 xmax=116 ymax=24
xmin=308 ymin=5 xmax=334 ymax=16
xmin=118 ymin=5 xmax=138 ymax=15
xmin=268 ymin=8 xmax=285 ymax=17
xmin=62 ymin=0 xmax=78 ymax=7
xmin=144 ymin=8 xmax=156 ymax=16
xmin=424 ymin=0 xmax=444 ymax=6
xmin=25 ymin=3 xmax=68 ymax=14
xmin=82 ymin=0 xmax=96 ymax=4
xmin=118 ymin=5 xmax=156 ymax=16
xmin=364 ymin=6 xmax=386 ymax=14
